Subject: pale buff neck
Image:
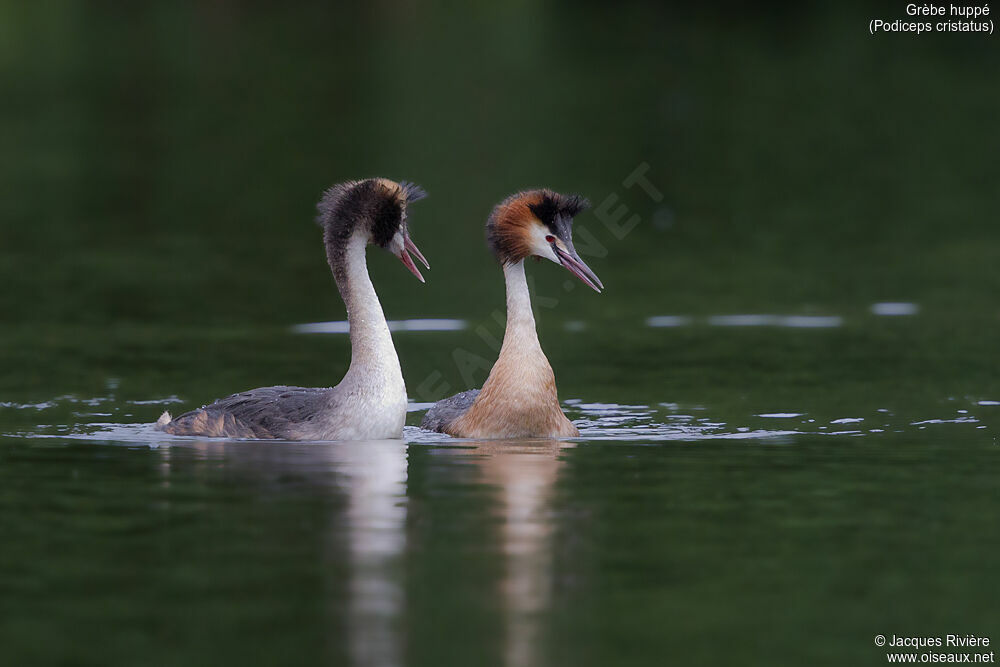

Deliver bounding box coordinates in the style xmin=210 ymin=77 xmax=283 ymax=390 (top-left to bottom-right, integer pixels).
xmin=479 ymin=261 xmax=550 ymax=394
xmin=498 ymin=261 xmax=545 ymax=362
xmin=450 ymin=259 xmax=574 ymax=438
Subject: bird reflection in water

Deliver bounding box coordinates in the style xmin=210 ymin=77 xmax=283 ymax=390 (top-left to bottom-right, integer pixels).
xmin=150 ymin=436 xmax=571 ymax=667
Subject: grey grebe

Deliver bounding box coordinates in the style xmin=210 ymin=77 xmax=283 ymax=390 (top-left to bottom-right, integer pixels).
xmin=421 ymin=189 xmax=602 ymax=439
xmin=156 ymin=177 xmax=429 ymax=440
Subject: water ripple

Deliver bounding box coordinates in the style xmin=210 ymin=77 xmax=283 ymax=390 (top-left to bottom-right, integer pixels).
xmin=1 ymin=393 xmax=993 ymax=446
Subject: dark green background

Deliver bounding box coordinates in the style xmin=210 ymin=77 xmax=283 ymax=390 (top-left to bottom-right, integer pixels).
xmin=1 ymin=2 xmax=998 ymax=666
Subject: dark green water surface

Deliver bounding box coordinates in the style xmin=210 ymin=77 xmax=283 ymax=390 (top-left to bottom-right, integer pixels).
xmin=1 ymin=324 xmax=998 ymax=667
xmin=2 ymin=3 xmax=999 ymax=666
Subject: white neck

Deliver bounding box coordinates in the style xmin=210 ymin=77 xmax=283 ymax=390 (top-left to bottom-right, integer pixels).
xmin=452 ymin=258 xmax=574 ymax=438
xmin=498 ymin=261 xmax=544 ymax=360
xmin=337 ymin=233 xmax=405 ymax=395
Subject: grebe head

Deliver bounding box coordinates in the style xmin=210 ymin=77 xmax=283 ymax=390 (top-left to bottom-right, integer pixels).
xmin=317 ymin=177 xmax=430 ymax=281
xmin=486 ymin=189 xmax=603 ymax=292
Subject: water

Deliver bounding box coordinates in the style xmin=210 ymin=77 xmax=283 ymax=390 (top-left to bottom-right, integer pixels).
xmin=2 ymin=370 xmax=998 ymax=666
xmin=16 ymin=393 xmax=995 ymax=444
xmin=3 ymin=3 xmax=1000 ymax=666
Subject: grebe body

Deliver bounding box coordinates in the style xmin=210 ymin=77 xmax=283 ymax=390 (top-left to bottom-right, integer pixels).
xmin=422 ymin=189 xmax=602 ymax=439
xmin=157 ymin=178 xmax=428 ymax=441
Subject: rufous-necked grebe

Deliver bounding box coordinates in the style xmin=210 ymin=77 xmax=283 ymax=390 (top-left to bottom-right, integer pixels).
xmin=421 ymin=189 xmax=602 ymax=439
xmin=156 ymin=177 xmax=429 ymax=440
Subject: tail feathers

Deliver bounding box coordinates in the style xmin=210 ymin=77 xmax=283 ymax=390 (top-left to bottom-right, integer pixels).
xmin=155 ymin=411 xmax=172 ymax=429
xmin=156 ymin=408 xmax=264 ymax=439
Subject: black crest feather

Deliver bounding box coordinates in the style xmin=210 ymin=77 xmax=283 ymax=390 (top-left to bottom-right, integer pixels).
xmin=315 ymin=178 xmax=425 ymax=282
xmin=527 ymin=192 xmax=589 ymax=226
xmin=399 ymin=181 xmax=427 ymax=204
xmin=486 ymin=188 xmax=589 ymax=265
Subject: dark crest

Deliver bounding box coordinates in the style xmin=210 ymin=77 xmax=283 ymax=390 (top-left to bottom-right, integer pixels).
xmin=399 ymin=181 xmax=427 ymax=205
xmin=316 ymin=178 xmax=423 ymax=251
xmin=527 ymin=192 xmax=589 ymax=230
xmin=486 ymin=189 xmax=589 ymax=265
xmin=529 ymin=191 xmax=589 ymax=248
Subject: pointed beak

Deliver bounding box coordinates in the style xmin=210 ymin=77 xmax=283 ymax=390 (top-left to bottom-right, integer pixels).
xmin=397 ymin=229 xmax=428 ymax=283
xmin=553 ymin=243 xmax=603 ymax=293
xmin=404 ymin=232 xmax=430 ymax=270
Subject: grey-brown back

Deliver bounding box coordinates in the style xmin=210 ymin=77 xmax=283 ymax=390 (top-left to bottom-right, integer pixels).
xmin=420 ymin=389 xmax=481 ymax=433
xmin=160 ymin=385 xmax=331 ymax=439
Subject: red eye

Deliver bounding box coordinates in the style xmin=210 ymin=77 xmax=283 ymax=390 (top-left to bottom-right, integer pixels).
xmin=545 ymin=235 xmax=555 ymax=243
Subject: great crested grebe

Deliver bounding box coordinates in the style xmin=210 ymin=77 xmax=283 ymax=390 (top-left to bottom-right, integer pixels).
xmin=156 ymin=177 xmax=429 ymax=440
xmin=421 ymin=189 xmax=602 ymax=439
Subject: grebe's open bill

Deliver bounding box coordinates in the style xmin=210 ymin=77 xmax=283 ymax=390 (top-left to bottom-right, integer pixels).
xmin=398 ymin=230 xmax=427 ymax=282
xmin=404 ymin=233 xmax=429 ymax=269
xmin=553 ymin=245 xmax=603 ymax=292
